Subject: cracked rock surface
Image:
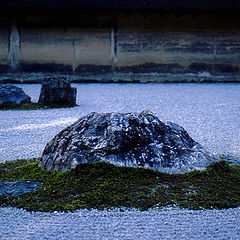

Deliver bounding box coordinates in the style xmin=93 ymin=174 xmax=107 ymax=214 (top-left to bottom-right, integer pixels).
xmin=38 ymin=77 xmax=76 ymax=105
xmin=40 ymin=111 xmax=217 ymax=173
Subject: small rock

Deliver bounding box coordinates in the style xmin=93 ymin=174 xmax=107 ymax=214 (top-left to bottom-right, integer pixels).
xmin=0 ymin=181 xmax=42 ymax=196
xmin=38 ymin=76 xmax=76 ymax=106
xmin=0 ymin=84 xmax=31 ymax=105
xmin=39 ymin=111 xmax=218 ymax=174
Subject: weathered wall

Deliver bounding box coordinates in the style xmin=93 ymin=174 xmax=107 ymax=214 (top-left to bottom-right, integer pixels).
xmin=116 ymin=12 xmax=240 ymax=73
xmin=1 ymin=9 xmax=240 ymax=76
xmin=117 ymin=29 xmax=240 ymax=73
xmin=20 ymin=28 xmax=112 ymax=72
xmin=0 ymin=15 xmax=10 ymax=71
xmin=0 ymin=31 xmax=8 ymax=70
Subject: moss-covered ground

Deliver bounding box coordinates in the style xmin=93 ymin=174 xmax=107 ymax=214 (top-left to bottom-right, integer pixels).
xmin=0 ymin=102 xmax=77 ymax=110
xmin=0 ymin=159 xmax=239 ymax=212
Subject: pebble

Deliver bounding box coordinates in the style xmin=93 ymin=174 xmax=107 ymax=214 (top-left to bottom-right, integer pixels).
xmin=0 ymin=181 xmax=42 ymax=196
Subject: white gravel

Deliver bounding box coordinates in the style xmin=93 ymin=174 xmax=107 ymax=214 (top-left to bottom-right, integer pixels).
xmin=0 ymin=207 xmax=239 ymax=240
xmin=0 ymin=83 xmax=239 ymax=162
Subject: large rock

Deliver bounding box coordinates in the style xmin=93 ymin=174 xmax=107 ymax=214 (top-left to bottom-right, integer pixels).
xmin=40 ymin=111 xmax=217 ymax=173
xmin=38 ymin=76 xmax=76 ymax=106
xmin=0 ymin=84 xmax=31 ymax=105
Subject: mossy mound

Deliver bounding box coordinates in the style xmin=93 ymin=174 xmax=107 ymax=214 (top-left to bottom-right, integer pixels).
xmin=0 ymin=159 xmax=239 ymax=212
xmin=0 ymin=102 xmax=77 ymax=110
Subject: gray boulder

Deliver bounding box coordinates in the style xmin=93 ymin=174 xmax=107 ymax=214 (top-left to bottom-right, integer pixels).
xmin=0 ymin=84 xmax=31 ymax=105
xmin=39 ymin=111 xmax=217 ymax=173
xmin=38 ymin=76 xmax=76 ymax=106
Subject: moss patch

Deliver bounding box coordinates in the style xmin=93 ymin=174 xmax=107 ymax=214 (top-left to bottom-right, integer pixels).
xmin=0 ymin=102 xmax=77 ymax=110
xmin=0 ymin=159 xmax=239 ymax=212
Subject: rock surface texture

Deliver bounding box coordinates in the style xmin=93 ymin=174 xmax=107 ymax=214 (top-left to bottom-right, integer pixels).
xmin=0 ymin=84 xmax=31 ymax=105
xmin=40 ymin=111 xmax=217 ymax=173
xmin=38 ymin=77 xmax=76 ymax=105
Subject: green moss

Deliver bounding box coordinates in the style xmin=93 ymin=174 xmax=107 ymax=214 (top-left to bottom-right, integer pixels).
xmin=0 ymin=160 xmax=239 ymax=212
xmin=0 ymin=158 xmax=40 ymax=171
xmin=0 ymin=102 xmax=77 ymax=110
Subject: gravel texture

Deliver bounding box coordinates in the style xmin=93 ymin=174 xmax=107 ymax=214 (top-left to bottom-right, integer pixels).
xmin=0 ymin=83 xmax=239 ymax=162
xmin=0 ymin=207 xmax=239 ymax=240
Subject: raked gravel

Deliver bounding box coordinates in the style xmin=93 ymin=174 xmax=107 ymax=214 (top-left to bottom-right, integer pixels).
xmin=0 ymin=207 xmax=239 ymax=240
xmin=0 ymin=83 xmax=239 ymax=239
xmin=0 ymin=83 xmax=239 ymax=162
